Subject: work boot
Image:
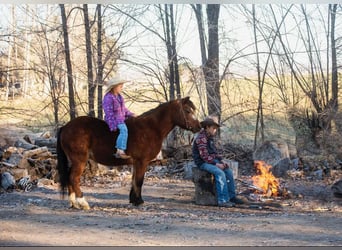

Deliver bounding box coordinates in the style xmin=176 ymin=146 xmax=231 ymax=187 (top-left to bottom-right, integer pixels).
xmin=230 ymin=196 xmax=245 ymax=205
xmin=218 ymin=201 xmax=235 ymax=208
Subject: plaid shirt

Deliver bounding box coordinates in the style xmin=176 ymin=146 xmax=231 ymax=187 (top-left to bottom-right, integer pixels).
xmin=102 ymin=93 xmax=133 ymax=131
xmin=192 ymin=129 xmax=222 ymax=166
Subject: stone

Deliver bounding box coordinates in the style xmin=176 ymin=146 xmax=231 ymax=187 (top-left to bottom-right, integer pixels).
xmin=253 ymin=140 xmax=289 ymax=166
xmin=272 ymin=158 xmax=291 ymax=178
xmin=253 ymin=140 xmax=291 ymax=178
xmin=1 ymin=172 xmax=16 ymax=190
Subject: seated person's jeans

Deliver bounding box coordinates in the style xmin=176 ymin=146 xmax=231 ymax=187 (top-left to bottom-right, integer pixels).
xmin=200 ymin=162 xmax=236 ymax=204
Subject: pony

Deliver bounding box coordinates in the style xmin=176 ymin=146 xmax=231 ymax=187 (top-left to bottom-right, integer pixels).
xmin=57 ymin=96 xmax=201 ymax=209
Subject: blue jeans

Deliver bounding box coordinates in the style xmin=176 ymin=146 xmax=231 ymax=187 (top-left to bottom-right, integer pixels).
xmin=116 ymin=123 xmax=128 ymax=150
xmin=200 ymin=162 xmax=236 ymax=204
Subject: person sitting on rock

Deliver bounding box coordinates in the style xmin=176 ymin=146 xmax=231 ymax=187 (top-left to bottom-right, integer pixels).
xmin=192 ymin=116 xmax=244 ymax=207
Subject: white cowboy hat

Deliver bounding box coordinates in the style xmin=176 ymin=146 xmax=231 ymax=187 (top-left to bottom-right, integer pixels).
xmin=104 ymin=76 xmax=129 ymax=94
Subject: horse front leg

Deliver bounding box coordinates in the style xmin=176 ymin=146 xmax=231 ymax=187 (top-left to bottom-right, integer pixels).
xmin=130 ymin=160 xmax=148 ymax=206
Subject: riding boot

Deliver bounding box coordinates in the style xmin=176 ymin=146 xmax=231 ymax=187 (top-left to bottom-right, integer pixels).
xmin=114 ymin=149 xmax=131 ymax=159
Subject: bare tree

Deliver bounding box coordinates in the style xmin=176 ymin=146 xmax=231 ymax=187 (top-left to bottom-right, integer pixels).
xmin=60 ymin=4 xmax=76 ymax=120
xmin=330 ymin=4 xmax=338 ymax=112
xmin=25 ymin=8 xmax=66 ymax=126
xmin=193 ymin=4 xmax=221 ymax=118
xmin=163 ymin=4 xmax=175 ymax=101
xmin=96 ymin=4 xmax=104 ymax=119
xmin=83 ymin=4 xmax=95 ymax=117
xmin=252 ymin=4 xmax=265 ymax=148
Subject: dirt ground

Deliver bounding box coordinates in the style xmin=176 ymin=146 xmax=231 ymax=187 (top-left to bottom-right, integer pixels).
xmin=1 ymin=175 xmax=342 ymax=247
xmin=0 ymin=123 xmax=342 ymax=246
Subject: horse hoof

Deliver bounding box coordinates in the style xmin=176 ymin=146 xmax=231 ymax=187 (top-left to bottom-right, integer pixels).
xmin=69 ymin=203 xmax=90 ymax=210
xmin=76 ymin=197 xmax=90 ymax=210
xmin=130 ymin=199 xmax=144 ymax=206
xmin=69 ymin=204 xmax=81 ymax=209
xmin=82 ymin=205 xmax=90 ymax=210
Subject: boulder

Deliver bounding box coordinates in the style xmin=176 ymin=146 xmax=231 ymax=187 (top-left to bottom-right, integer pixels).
xmin=253 ymin=140 xmax=291 ymax=178
xmin=272 ymin=158 xmax=291 ymax=178
xmin=1 ymin=172 xmax=15 ymax=190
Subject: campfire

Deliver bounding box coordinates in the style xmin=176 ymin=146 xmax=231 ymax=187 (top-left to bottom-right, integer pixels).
xmin=252 ymin=160 xmax=279 ymax=197
xmin=237 ymin=160 xmax=290 ymax=202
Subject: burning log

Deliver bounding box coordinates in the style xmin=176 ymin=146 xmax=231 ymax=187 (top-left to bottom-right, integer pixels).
xmin=236 ymin=178 xmax=264 ymax=193
xmin=252 ymin=160 xmax=280 ymax=197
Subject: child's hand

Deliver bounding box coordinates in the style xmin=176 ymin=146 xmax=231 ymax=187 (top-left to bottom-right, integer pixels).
xmin=222 ymin=160 xmax=230 ymax=169
xmin=216 ymin=163 xmax=226 ymax=170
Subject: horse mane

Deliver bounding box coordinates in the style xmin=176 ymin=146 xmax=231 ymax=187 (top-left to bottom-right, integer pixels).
xmin=139 ymin=101 xmax=170 ymax=117
xmin=137 ymin=97 xmax=196 ymax=118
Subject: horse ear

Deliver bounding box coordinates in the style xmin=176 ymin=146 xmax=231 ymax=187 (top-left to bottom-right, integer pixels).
xmin=182 ymin=96 xmax=190 ymax=103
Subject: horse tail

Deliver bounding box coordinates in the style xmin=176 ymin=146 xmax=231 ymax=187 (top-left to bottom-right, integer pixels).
xmin=56 ymin=126 xmax=69 ymax=197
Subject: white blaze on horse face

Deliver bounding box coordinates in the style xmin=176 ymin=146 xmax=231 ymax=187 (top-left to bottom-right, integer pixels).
xmin=188 ymin=107 xmax=197 ymax=121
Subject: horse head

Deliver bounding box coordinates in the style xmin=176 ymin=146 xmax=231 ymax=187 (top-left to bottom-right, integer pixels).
xmin=176 ymin=96 xmax=201 ymax=133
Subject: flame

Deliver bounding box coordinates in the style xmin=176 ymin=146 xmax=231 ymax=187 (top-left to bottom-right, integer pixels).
xmin=252 ymin=160 xmax=279 ymax=197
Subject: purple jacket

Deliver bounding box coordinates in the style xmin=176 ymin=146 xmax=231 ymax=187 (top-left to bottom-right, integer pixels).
xmin=102 ymin=93 xmax=134 ymax=131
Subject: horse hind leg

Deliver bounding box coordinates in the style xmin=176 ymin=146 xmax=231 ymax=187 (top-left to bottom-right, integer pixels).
xmin=68 ymin=185 xmax=76 ymax=208
xmin=68 ymin=161 xmax=90 ymax=210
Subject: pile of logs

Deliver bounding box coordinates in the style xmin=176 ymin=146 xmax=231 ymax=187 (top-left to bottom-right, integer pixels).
xmin=0 ymin=133 xmax=57 ymax=191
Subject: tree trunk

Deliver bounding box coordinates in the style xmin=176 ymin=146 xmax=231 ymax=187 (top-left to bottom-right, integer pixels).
xmin=252 ymin=4 xmax=265 ymax=149
xmin=83 ymin=4 xmax=95 ymax=117
xmin=204 ymin=4 xmax=221 ymax=117
xmin=163 ymin=4 xmax=182 ymax=149
xmin=192 ymin=4 xmax=207 ymax=65
xmin=96 ymin=4 xmax=104 ymax=119
xmin=164 ymin=4 xmax=175 ymax=101
xmin=192 ymin=4 xmax=208 ymax=115
xmin=59 ymin=4 xmax=76 ymax=120
xmin=169 ymin=5 xmax=181 ymax=99
xmin=330 ymin=4 xmax=338 ymax=111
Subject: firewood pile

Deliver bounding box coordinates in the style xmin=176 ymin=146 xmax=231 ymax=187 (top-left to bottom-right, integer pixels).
xmin=0 ymin=133 xmax=57 ymax=192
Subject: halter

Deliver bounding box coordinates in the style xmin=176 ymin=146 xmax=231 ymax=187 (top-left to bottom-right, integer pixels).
xmin=180 ymin=102 xmax=194 ymax=131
